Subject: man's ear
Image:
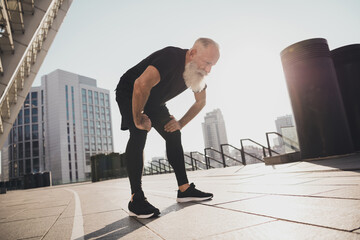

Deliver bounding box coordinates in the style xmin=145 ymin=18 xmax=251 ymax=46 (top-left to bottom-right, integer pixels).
xmin=189 ymin=48 xmax=197 ymax=59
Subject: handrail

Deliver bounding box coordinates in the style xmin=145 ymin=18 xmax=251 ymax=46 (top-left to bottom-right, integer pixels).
xmin=266 ymin=132 xmax=300 ymax=157
xmin=220 ymin=143 xmax=244 ymax=166
xmin=204 ymin=148 xmax=227 ymax=168
xmin=239 ymin=139 xmax=265 ymax=163
xmin=240 ymin=138 xmax=276 ymax=157
xmin=189 ymin=152 xmax=209 ymax=170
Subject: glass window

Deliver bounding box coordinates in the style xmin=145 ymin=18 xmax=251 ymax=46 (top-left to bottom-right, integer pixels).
xmin=84 ymin=127 xmax=89 ymax=135
xmin=32 ymin=124 xmax=38 ymax=139
xmin=19 ymin=160 xmax=24 ymax=176
xmin=24 ymin=109 xmax=30 ymax=124
xmin=82 ymin=89 xmax=87 ymax=103
xmin=25 ymin=125 xmax=30 ymax=141
xmin=106 ymin=108 xmax=111 ymax=121
xmin=18 ymin=126 xmax=23 ymax=141
xmin=25 ymin=159 xmax=31 ymax=173
xmin=18 ymin=110 xmax=23 ymax=125
xmin=18 ymin=143 xmax=23 ymax=158
xmin=33 ymin=141 xmax=39 ymax=157
xmin=25 ymin=142 xmax=31 ymax=158
xmin=105 ymin=94 xmax=110 ymax=107
xmin=89 ymin=106 xmax=94 ymax=119
xmin=88 ymin=90 xmax=93 ymax=105
xmin=94 ymin=92 xmax=99 ymax=105
xmin=31 ymin=92 xmax=38 ymax=107
xmin=24 ymin=94 xmax=30 ymax=108
xmin=32 ymin=108 xmax=38 ymax=123
xmin=100 ymin=93 xmax=105 ymax=106
xmin=33 ymin=158 xmax=39 ymax=173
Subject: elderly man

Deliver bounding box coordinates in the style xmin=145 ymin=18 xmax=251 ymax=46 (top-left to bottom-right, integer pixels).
xmin=116 ymin=38 xmax=220 ymax=218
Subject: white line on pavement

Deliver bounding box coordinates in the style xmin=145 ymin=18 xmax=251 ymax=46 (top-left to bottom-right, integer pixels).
xmin=65 ymin=188 xmax=84 ymax=240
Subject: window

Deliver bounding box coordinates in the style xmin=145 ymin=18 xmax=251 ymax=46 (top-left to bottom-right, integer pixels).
xmin=25 ymin=125 xmax=30 ymax=141
xmin=18 ymin=126 xmax=23 ymax=141
xmin=32 ymin=108 xmax=38 ymax=123
xmin=25 ymin=142 xmax=31 ymax=158
xmin=18 ymin=110 xmax=23 ymax=125
xmin=24 ymin=109 xmax=30 ymax=124
xmin=89 ymin=106 xmax=94 ymax=119
xmin=88 ymin=90 xmax=93 ymax=104
xmin=100 ymin=93 xmax=105 ymax=106
xmin=25 ymin=159 xmax=31 ymax=173
xmin=82 ymin=89 xmax=87 ymax=103
xmin=32 ymin=124 xmax=38 ymax=139
xmin=31 ymin=92 xmax=38 ymax=107
xmin=94 ymin=92 xmax=99 ymax=105
xmin=33 ymin=158 xmax=39 ymax=173
xmin=105 ymin=94 xmax=110 ymax=107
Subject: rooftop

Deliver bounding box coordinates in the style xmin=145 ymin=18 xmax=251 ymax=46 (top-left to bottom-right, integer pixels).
xmin=0 ymin=154 xmax=359 ymax=239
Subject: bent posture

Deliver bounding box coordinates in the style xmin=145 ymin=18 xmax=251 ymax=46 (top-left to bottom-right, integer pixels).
xmin=116 ymin=38 xmax=220 ymax=218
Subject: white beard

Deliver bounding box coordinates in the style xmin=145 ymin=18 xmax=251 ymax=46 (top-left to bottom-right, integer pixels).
xmin=183 ymin=61 xmax=207 ymax=93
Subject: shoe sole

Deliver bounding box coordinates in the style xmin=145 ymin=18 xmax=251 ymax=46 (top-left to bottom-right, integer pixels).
xmin=176 ymin=196 xmax=213 ymax=203
xmin=129 ymin=210 xmax=157 ymax=219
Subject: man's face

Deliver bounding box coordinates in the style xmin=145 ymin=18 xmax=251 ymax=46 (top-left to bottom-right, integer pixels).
xmin=192 ymin=44 xmax=220 ymax=75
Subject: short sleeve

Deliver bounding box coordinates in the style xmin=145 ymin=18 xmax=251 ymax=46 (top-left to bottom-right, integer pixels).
xmin=148 ymin=48 xmax=177 ymax=81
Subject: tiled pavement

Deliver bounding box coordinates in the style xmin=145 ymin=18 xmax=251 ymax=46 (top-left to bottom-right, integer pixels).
xmin=0 ymin=153 xmax=360 ymax=239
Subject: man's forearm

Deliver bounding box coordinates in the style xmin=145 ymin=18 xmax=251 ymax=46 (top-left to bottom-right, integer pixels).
xmin=179 ymin=100 xmax=206 ymax=128
xmin=132 ymin=82 xmax=150 ymax=124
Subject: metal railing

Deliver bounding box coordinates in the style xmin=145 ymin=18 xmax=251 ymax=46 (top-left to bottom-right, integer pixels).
xmin=204 ymin=148 xmax=229 ymax=168
xmin=220 ymin=143 xmax=245 ymax=166
xmin=266 ymin=132 xmax=300 ymax=156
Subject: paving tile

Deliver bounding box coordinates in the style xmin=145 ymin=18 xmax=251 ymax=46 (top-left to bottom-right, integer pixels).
xmin=219 ymin=195 xmax=360 ymax=231
xmin=303 ymin=177 xmax=360 ymax=186
xmin=229 ymin=184 xmax=340 ymax=196
xmin=129 ymin=196 xmax=273 ymax=240
xmin=1 ymin=205 xmax=67 ymax=222
xmin=313 ymin=186 xmax=360 ymax=199
xmin=81 ymin=209 xmax=161 ymax=240
xmin=0 ymin=215 xmax=57 ymax=240
xmin=42 ymin=217 xmax=73 ymax=240
xmin=200 ymin=220 xmax=360 ymax=240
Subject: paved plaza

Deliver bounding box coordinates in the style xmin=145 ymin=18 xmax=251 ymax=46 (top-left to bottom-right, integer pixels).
xmin=1 ymin=154 xmax=360 ymax=239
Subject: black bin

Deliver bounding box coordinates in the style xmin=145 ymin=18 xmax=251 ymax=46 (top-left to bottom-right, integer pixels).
xmin=331 ymin=44 xmax=360 ymax=151
xmin=281 ymin=38 xmax=354 ymax=159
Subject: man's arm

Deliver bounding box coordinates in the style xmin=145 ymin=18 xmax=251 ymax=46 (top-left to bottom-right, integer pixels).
xmin=164 ymin=89 xmax=206 ymax=132
xmin=132 ymin=65 xmax=160 ymax=131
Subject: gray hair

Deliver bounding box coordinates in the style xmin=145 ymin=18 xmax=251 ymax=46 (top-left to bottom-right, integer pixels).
xmin=194 ymin=38 xmax=219 ymax=50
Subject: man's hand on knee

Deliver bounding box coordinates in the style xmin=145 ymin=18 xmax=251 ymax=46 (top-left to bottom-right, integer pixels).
xmin=164 ymin=115 xmax=182 ymax=132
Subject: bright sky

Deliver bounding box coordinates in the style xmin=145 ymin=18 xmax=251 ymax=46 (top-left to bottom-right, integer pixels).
xmin=33 ymin=0 xmax=360 ymax=163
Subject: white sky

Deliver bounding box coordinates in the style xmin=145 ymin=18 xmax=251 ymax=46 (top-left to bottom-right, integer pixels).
xmin=33 ymin=0 xmax=360 ymax=163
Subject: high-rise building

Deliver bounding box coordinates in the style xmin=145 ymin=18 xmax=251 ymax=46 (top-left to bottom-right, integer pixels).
xmin=1 ymin=69 xmax=114 ymax=185
xmin=202 ymin=109 xmax=229 ymax=166
xmin=274 ymin=114 xmax=298 ymax=153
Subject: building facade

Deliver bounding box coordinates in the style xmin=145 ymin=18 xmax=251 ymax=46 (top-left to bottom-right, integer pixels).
xmin=202 ymin=109 xmax=229 ymax=167
xmin=1 ymin=69 xmax=114 ymax=185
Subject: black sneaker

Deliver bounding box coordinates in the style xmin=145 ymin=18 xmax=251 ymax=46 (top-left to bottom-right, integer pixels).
xmin=177 ymin=183 xmax=213 ymax=203
xmin=128 ymin=191 xmax=160 ymax=218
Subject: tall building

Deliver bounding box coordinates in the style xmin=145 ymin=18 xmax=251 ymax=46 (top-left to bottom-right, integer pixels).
xmin=1 ymin=69 xmax=114 ymax=185
xmin=274 ymin=114 xmax=298 ymax=153
xmin=202 ymin=109 xmax=229 ymax=166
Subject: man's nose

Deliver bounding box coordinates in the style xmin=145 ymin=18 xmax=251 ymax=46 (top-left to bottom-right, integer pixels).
xmin=205 ymin=65 xmax=212 ymax=74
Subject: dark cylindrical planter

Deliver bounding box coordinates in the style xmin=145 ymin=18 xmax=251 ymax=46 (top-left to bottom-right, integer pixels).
xmin=281 ymin=38 xmax=354 ymax=159
xmin=331 ymin=44 xmax=360 ymax=151
xmin=43 ymin=171 xmax=52 ymax=187
xmin=35 ymin=173 xmax=44 ymax=188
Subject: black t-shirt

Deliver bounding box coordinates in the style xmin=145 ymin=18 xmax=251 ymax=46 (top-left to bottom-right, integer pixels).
xmin=116 ymin=46 xmax=188 ymax=108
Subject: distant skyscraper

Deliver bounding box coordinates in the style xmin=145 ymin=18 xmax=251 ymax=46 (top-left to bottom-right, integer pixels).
xmin=202 ymin=109 xmax=228 ymax=166
xmin=274 ymin=114 xmax=296 ymax=152
xmin=1 ymin=69 xmax=114 ymax=185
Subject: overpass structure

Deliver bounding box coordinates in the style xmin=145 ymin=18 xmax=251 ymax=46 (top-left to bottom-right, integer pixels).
xmin=0 ymin=0 xmax=72 ymax=148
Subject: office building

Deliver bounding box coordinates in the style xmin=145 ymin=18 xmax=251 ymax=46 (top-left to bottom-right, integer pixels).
xmin=202 ymin=109 xmax=229 ymax=167
xmin=1 ymin=69 xmax=114 ymax=185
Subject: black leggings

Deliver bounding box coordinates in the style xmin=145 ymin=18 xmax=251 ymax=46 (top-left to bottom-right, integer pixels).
xmin=120 ymin=100 xmax=189 ymax=194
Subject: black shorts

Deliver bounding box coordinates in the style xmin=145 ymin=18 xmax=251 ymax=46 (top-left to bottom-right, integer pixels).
xmin=116 ymin=91 xmax=172 ymax=131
